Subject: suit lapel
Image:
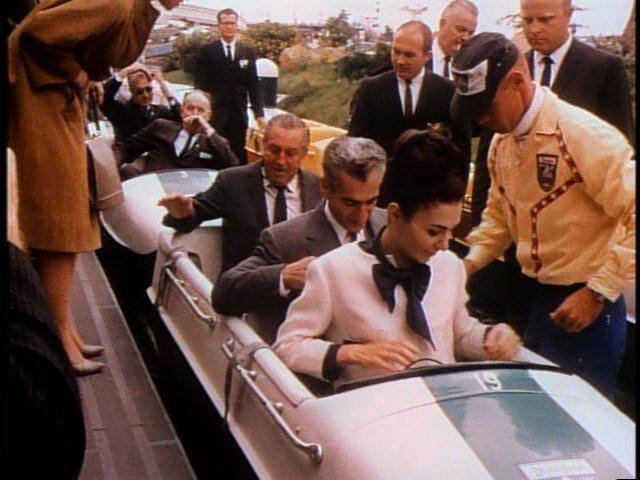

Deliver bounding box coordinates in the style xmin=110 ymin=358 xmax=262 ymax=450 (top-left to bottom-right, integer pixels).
xmin=383 ymin=73 xmax=404 ymax=123
xmin=248 ymin=162 xmax=269 ymax=229
xmin=552 ymin=39 xmax=581 ymax=96
xmin=526 ymin=50 xmax=534 ymax=78
xmin=305 ymin=206 xmax=341 ymax=249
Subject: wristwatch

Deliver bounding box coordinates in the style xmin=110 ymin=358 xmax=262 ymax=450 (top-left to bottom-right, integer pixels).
xmin=588 ymin=287 xmax=606 ymax=304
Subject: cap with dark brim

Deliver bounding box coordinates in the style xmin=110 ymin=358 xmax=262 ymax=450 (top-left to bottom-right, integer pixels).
xmin=450 ymin=32 xmax=520 ymax=128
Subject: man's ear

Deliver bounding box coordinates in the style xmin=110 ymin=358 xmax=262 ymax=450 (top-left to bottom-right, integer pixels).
xmin=387 ymin=202 xmax=402 ymax=224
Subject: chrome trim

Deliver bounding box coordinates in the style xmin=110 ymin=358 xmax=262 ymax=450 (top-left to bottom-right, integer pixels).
xmin=160 ymin=266 xmax=216 ymax=328
xmin=221 ymin=342 xmax=324 ymax=464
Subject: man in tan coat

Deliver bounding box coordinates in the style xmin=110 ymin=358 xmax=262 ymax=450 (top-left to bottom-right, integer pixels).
xmin=8 ymin=0 xmax=182 ymax=375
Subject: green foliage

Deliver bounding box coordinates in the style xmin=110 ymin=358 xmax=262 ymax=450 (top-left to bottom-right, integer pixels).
xmin=244 ymin=22 xmax=297 ymax=62
xmin=173 ymin=31 xmax=216 ymax=80
xmin=622 ymin=54 xmax=636 ymax=121
xmin=163 ymin=69 xmax=193 ymax=86
xmin=162 ymin=52 xmax=182 ymax=73
xmin=325 ymin=10 xmax=356 ymax=47
xmin=335 ymin=43 xmax=391 ymax=81
xmin=278 ymin=62 xmax=358 ymax=128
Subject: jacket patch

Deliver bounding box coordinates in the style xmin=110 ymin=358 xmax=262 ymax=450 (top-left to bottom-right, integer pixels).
xmin=536 ymin=154 xmax=559 ymax=192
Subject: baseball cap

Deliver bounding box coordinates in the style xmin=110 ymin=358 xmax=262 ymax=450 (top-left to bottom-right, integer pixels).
xmin=450 ymin=32 xmax=520 ymax=127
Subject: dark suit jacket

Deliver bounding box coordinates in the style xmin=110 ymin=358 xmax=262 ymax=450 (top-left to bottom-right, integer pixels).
xmin=163 ymin=161 xmax=323 ymax=272
xmin=348 ymin=69 xmax=470 ymax=166
xmin=211 ymin=206 xmax=387 ymax=341
xmin=113 ymin=118 xmax=239 ymax=177
xmin=194 ymin=39 xmax=264 ymax=128
xmin=100 ymin=77 xmax=181 ymax=141
xmin=8 ymin=243 xmax=85 ymax=479
xmin=526 ymin=39 xmax=634 ymax=143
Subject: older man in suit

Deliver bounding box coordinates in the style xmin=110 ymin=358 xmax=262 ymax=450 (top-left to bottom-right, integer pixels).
xmin=159 ymin=113 xmax=323 ymax=272
xmin=431 ymin=0 xmax=478 ymax=80
xmin=114 ymin=90 xmax=238 ymax=179
xmin=212 ymin=136 xmax=387 ymax=341
xmin=100 ymin=65 xmax=181 ymax=141
xmin=348 ymin=20 xmax=470 ymax=188
xmin=194 ymin=8 xmax=265 ymax=163
xmin=521 ymin=0 xmax=634 ymax=142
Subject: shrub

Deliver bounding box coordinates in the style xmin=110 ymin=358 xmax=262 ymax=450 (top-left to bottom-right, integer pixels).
xmin=173 ymin=31 xmax=216 ymax=80
xmin=244 ymin=22 xmax=297 ymax=62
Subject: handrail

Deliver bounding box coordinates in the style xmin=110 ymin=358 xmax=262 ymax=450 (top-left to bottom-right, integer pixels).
xmin=221 ymin=341 xmax=323 ymax=464
xmin=158 ymin=265 xmax=216 ymax=328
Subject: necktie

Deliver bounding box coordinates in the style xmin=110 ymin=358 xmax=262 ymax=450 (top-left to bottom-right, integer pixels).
xmin=179 ymin=133 xmax=194 ymax=157
xmin=226 ymin=44 xmax=233 ymax=63
xmin=363 ymin=231 xmax=434 ymax=347
xmin=443 ymin=56 xmax=452 ymax=79
xmin=273 ymin=185 xmax=287 ymax=224
xmin=404 ymin=78 xmax=413 ymax=118
xmin=540 ymin=56 xmax=553 ymax=87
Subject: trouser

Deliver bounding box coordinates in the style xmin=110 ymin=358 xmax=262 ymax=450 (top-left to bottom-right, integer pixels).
xmin=523 ymin=281 xmax=627 ymax=399
xmin=215 ymin=109 xmax=248 ymax=164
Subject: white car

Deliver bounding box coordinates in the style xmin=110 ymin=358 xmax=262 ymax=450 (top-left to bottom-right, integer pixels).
xmin=101 ymin=169 xmax=636 ymax=480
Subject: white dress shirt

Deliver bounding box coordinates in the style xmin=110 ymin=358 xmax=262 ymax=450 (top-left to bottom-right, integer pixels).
xmin=262 ymin=170 xmax=303 ymax=226
xmin=431 ymin=37 xmax=452 ymax=80
xmin=511 ymin=84 xmax=546 ymax=145
xmin=532 ymin=34 xmax=572 ymax=87
xmin=173 ymin=130 xmax=200 ymax=156
xmin=221 ymin=38 xmax=237 ymax=62
xmin=396 ymin=67 xmax=426 ymax=116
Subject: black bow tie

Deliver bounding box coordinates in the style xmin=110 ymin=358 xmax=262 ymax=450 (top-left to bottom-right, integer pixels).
xmin=361 ymin=230 xmax=434 ymax=348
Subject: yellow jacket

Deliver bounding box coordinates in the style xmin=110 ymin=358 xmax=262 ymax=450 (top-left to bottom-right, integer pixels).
xmin=466 ymin=90 xmax=635 ymax=302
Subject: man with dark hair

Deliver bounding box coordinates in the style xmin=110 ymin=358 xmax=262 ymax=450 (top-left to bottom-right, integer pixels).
xmin=432 ymin=0 xmax=478 ymax=80
xmin=451 ymin=32 xmax=635 ymax=397
xmin=212 ymin=136 xmax=387 ymax=340
xmin=100 ymin=64 xmax=181 ymax=141
xmin=114 ymin=89 xmax=238 ymax=178
xmin=521 ymin=0 xmax=633 ymax=142
xmin=348 ymin=21 xmax=470 ymax=179
xmin=194 ymin=7 xmax=265 ymax=163
xmin=159 ymin=113 xmax=323 ymax=272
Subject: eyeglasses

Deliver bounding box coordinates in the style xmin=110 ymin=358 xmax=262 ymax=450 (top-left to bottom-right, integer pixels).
xmin=132 ymin=86 xmax=153 ymax=95
xmin=220 ymin=21 xmax=237 ymax=26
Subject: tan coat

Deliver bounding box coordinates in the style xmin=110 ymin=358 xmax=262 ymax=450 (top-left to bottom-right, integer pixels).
xmin=8 ymin=0 xmax=159 ymax=252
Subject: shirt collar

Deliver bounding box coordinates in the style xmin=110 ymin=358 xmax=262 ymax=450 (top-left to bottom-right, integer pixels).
xmin=324 ymin=202 xmax=362 ymax=243
xmin=221 ymin=38 xmax=237 ymax=49
xmin=262 ymin=168 xmax=300 ymax=194
xmin=396 ymin=66 xmax=426 ymax=86
xmin=534 ymin=34 xmax=572 ymax=70
xmin=511 ymin=84 xmax=546 ymax=138
xmin=432 ymin=36 xmax=447 ymax=67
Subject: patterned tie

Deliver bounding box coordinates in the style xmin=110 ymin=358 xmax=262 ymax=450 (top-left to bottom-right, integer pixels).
xmin=404 ymin=78 xmax=413 ymax=118
xmin=273 ymin=185 xmax=287 ymax=224
xmin=540 ymin=56 xmax=553 ymax=87
xmin=226 ymin=44 xmax=233 ymax=63
xmin=362 ymin=231 xmax=434 ymax=348
xmin=443 ymin=55 xmax=452 ymax=79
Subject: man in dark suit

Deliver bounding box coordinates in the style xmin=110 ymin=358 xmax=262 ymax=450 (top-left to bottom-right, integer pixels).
xmin=211 ymin=136 xmax=387 ymax=341
xmin=194 ymin=8 xmax=265 ymax=163
xmin=159 ymin=113 xmax=323 ymax=272
xmin=521 ymin=0 xmax=634 ymax=142
xmin=348 ymin=21 xmax=470 ymax=177
xmin=100 ymin=65 xmax=182 ymax=141
xmin=114 ymin=90 xmax=239 ymax=179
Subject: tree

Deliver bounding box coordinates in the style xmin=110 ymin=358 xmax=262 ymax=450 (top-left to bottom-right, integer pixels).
xmin=173 ymin=30 xmax=216 ymax=80
xmin=244 ymin=22 xmax=298 ymax=62
xmin=326 ymin=10 xmax=356 ymax=47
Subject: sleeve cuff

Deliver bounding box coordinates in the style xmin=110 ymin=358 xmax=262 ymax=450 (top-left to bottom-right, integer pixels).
xmin=586 ymin=278 xmax=622 ymax=303
xmin=278 ymin=271 xmax=292 ymax=298
xmin=321 ymin=344 xmax=342 ymax=381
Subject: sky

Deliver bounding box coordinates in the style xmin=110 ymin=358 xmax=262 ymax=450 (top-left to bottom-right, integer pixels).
xmin=187 ymin=0 xmax=635 ymax=36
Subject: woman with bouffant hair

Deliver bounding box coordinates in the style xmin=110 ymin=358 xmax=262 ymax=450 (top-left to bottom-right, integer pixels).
xmin=275 ymin=126 xmax=522 ymax=385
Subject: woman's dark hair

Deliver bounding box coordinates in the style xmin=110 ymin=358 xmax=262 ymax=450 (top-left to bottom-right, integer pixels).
xmin=386 ymin=124 xmax=467 ymax=218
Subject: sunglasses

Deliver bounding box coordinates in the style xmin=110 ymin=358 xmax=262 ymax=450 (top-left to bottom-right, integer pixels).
xmin=133 ymin=86 xmax=153 ymax=95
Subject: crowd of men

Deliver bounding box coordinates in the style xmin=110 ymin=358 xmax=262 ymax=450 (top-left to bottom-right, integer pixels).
xmin=84 ymin=0 xmax=635 ymax=398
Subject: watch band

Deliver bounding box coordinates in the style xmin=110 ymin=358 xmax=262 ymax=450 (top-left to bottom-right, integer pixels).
xmin=588 ymin=288 xmax=606 ymax=304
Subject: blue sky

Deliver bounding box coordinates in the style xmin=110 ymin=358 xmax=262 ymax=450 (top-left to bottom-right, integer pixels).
xmin=188 ymin=0 xmax=634 ymax=36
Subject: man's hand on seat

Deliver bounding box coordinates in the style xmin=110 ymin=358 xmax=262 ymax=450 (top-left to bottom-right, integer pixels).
xmin=336 ymin=341 xmax=419 ymax=372
xmin=483 ymin=323 xmax=522 ymax=360
xmin=157 ymin=194 xmax=195 ymax=218
xmin=282 ymin=256 xmax=316 ymax=291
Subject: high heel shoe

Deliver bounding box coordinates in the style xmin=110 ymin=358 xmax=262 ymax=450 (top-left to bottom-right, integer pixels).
xmin=80 ymin=344 xmax=105 ymax=358
xmin=72 ymin=359 xmax=105 ymax=376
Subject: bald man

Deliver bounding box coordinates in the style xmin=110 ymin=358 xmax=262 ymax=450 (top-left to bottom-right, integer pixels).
xmin=114 ymin=89 xmax=239 ymax=179
xmin=432 ymin=0 xmax=479 ymax=80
